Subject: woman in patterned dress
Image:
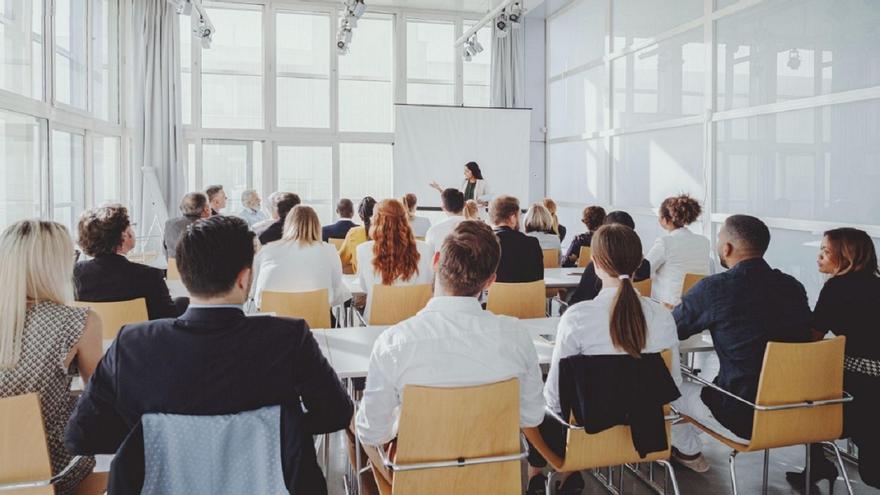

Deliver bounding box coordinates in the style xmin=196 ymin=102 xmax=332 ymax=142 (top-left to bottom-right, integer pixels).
xmin=0 ymin=220 xmax=103 ymax=494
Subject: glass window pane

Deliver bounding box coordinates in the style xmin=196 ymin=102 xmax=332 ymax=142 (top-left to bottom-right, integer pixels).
xmin=55 ymin=0 xmax=87 ymax=109
xmin=407 ymin=20 xmax=454 ymax=105
xmin=276 ymin=76 xmax=329 ymax=128
xmin=463 ymin=84 xmax=489 ymax=107
xmin=462 ymin=23 xmax=491 ymax=107
xmin=180 ymin=16 xmax=192 ymax=125
xmin=91 ymin=0 xmax=118 ymax=121
xmin=339 ymin=80 xmax=392 ymax=132
xmin=93 ymin=136 xmax=119 ymax=204
xmin=0 ymin=110 xmax=41 ymax=226
xmin=201 ymin=140 xmax=251 ymax=214
xmin=51 ymin=130 xmax=85 ymax=233
xmin=548 ymin=0 xmax=607 ymax=75
xmin=276 ymin=12 xmax=330 ymax=129
xmin=201 ymin=5 xmax=262 ymax=129
xmin=549 ymin=65 xmax=606 ymax=138
xmin=277 ymin=145 xmax=332 ymax=223
xmin=339 ymin=15 xmax=393 ymax=132
xmin=547 ymin=139 xmax=606 ymax=204
xmin=339 ymin=143 xmax=392 ymax=202
xmin=612 ymin=0 xmax=703 ymax=50
xmin=1 ymin=0 xmax=43 ymax=98
xmin=406 ymin=82 xmax=453 ymax=105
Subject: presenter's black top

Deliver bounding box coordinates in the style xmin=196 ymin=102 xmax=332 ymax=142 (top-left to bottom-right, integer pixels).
xmin=493 ymin=226 xmax=543 ymax=283
xmin=813 ymin=270 xmax=880 ymax=360
xmin=464 ymin=181 xmax=477 ymax=201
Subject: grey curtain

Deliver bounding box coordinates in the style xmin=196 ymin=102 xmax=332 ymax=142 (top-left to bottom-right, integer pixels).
xmin=490 ymin=24 xmax=525 ymax=108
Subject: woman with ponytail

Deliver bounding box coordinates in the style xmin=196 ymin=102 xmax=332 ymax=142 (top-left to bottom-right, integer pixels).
xmin=525 ymin=224 xmax=681 ymax=494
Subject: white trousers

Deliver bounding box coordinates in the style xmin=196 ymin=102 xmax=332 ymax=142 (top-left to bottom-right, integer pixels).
xmin=671 ymin=381 xmax=750 ymax=455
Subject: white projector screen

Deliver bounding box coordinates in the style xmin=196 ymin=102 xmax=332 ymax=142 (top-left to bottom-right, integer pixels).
xmin=393 ymin=104 xmax=532 ymax=208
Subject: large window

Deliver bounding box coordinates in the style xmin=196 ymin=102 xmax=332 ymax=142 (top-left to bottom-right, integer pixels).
xmin=276 ymin=11 xmax=330 ymax=128
xmin=0 ymin=110 xmax=42 ymax=226
xmin=201 ymin=140 xmax=262 ymax=214
xmin=91 ymin=0 xmax=118 ymax=121
xmin=339 ymin=14 xmax=393 ymax=132
xmin=51 ymin=129 xmax=84 ymax=232
xmin=55 ymin=0 xmax=87 ymax=109
xmin=406 ymin=20 xmax=454 ymax=105
xmin=339 ymin=143 xmax=392 ymax=204
xmin=277 ymin=145 xmax=332 ymax=222
xmin=92 ymin=135 xmax=120 ymax=205
xmin=0 ymin=0 xmax=43 ymax=98
xmin=462 ymin=23 xmax=491 ymax=107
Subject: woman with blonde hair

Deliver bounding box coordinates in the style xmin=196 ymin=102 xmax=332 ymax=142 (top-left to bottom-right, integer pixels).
xmin=524 ymin=203 xmax=562 ymax=251
xmin=251 ymin=205 xmax=351 ymax=311
xmin=401 ymin=193 xmax=431 ymax=238
xmin=542 ymin=198 xmax=566 ymax=241
xmin=0 ymin=220 xmax=102 ymax=494
xmin=463 ymin=199 xmax=481 ymax=221
xmin=356 ymin=199 xmax=434 ymax=321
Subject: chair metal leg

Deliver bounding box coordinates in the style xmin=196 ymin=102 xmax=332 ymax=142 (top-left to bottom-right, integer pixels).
xmin=824 ymin=441 xmax=855 ymax=495
xmin=762 ymin=450 xmax=769 ymax=495
xmin=657 ymin=459 xmax=681 ymax=495
xmin=805 ymin=443 xmax=812 ymax=495
xmin=546 ymin=471 xmax=558 ymax=495
xmin=728 ymin=450 xmax=739 ymax=495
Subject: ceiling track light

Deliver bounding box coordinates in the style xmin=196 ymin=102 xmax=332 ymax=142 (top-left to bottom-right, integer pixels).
xmin=337 ymin=0 xmax=365 ymax=55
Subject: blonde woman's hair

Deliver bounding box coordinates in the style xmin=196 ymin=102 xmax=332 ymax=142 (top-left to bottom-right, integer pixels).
xmin=463 ymin=200 xmax=480 ymax=220
xmin=524 ymin=203 xmax=555 ymax=234
xmin=543 ymin=198 xmax=560 ymax=235
xmin=0 ymin=220 xmax=76 ymax=368
xmin=282 ymin=205 xmax=321 ymax=245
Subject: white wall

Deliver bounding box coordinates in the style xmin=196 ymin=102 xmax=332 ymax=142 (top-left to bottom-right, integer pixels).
xmin=523 ymin=16 xmax=546 ymax=205
xmin=543 ymin=0 xmax=880 ymax=303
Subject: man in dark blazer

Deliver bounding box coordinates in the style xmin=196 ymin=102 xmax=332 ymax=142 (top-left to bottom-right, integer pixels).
xmin=322 ymin=198 xmax=357 ymax=242
xmin=163 ymin=192 xmax=211 ymax=258
xmin=75 ymin=205 xmax=188 ymax=320
xmin=65 ymin=216 xmax=353 ymax=494
xmin=258 ymin=193 xmax=301 ymax=245
xmin=490 ymin=195 xmax=543 ymax=283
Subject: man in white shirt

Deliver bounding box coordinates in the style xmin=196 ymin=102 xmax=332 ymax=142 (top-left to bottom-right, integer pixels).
xmin=355 ymin=220 xmax=545 ymax=485
xmin=424 ymin=188 xmax=466 ymax=252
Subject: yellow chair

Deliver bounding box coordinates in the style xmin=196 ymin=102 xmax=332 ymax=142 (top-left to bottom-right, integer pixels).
xmin=72 ymin=298 xmax=149 ymax=340
xmin=576 ymin=246 xmax=591 ymax=268
xmin=633 ymin=278 xmax=652 ymax=297
xmin=328 ymin=238 xmax=344 ymax=250
xmin=369 ymin=379 xmax=526 ymax=495
xmin=260 ymin=289 xmax=331 ymax=329
xmin=682 ymin=337 xmax=853 ymax=495
xmin=542 ymin=249 xmax=560 ymax=269
xmin=681 ymin=273 xmax=706 ymax=296
xmin=0 ymin=393 xmax=108 ymax=494
xmin=166 ymin=258 xmax=181 ymax=280
xmin=368 ymin=284 xmax=433 ymax=326
xmin=486 ymin=280 xmax=546 ymax=319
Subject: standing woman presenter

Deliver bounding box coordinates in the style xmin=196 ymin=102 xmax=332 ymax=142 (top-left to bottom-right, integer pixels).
xmin=430 ymin=161 xmax=491 ymax=206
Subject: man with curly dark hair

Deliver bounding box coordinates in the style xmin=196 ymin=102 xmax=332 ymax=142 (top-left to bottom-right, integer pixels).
xmin=74 ymin=204 xmax=188 ymax=320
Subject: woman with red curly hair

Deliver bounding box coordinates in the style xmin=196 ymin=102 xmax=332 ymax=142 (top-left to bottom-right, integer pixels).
xmin=356 ymin=199 xmax=434 ymax=321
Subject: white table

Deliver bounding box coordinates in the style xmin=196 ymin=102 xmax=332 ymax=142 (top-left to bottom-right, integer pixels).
xmin=341 ymin=268 xmax=583 ymax=297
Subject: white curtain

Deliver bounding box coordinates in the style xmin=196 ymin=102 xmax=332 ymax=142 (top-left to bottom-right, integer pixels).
xmin=490 ymin=24 xmax=525 ymax=108
xmin=131 ymin=0 xmax=184 ymax=253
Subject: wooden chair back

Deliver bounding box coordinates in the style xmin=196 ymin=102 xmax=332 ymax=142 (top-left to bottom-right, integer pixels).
xmin=542 ymin=249 xmax=560 ymax=268
xmin=681 ymin=273 xmax=705 ymax=296
xmin=556 ymin=351 xmax=674 ymax=472
xmin=633 ymin=278 xmax=652 ymax=297
xmin=486 ymin=280 xmax=546 ymax=319
xmin=392 ymin=379 xmax=522 ymax=494
xmin=72 ymin=298 xmax=148 ymax=340
xmin=166 ymin=258 xmax=181 ymax=280
xmin=369 ymin=284 xmax=433 ymax=326
xmin=0 ymin=394 xmax=54 ymax=494
xmin=127 ymin=251 xmax=159 ymax=264
xmin=748 ymin=337 xmax=845 ymax=451
xmin=260 ymin=289 xmax=331 ymax=329
xmin=576 ymin=246 xmax=591 ymax=267
xmin=328 ymin=238 xmax=344 ymax=250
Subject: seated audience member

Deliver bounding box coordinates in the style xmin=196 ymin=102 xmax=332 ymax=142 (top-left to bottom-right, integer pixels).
xmin=252 ymin=192 xmax=283 ymax=235
xmin=424 ymin=188 xmax=466 ymax=252
xmin=789 ymin=228 xmax=880 ymax=488
xmin=524 ymin=203 xmax=562 ymax=251
xmin=206 ymin=184 xmax=227 ymax=216
xmin=164 ymin=192 xmax=211 ymax=258
xmin=258 ymin=193 xmax=301 ymax=245
xmin=65 ymin=216 xmax=353 ymax=494
xmin=322 ymin=198 xmax=357 ymax=242
xmin=563 ymin=205 xmax=605 ymax=267
xmin=567 ymin=211 xmax=650 ymax=305
xmin=356 ymin=220 xmax=545 ymax=486
xmin=252 ymin=205 xmax=350 ymax=311
xmin=525 ymin=224 xmax=681 ymax=494
xmin=338 ymin=196 xmax=377 ymax=273
xmin=0 ymin=220 xmax=102 ymax=495
xmin=463 ymin=199 xmax=481 ymax=221
xmin=491 ymin=195 xmax=543 ymax=283
xmin=645 ymin=194 xmax=710 ymax=305
xmin=543 ymin=198 xmax=566 ymax=242
xmin=75 ymin=205 xmax=188 ymax=319
xmin=356 ymin=199 xmax=434 ymax=322
xmin=401 ymin=193 xmax=431 ymax=238
xmin=237 ymin=189 xmax=268 ymax=228
xmin=671 ymin=215 xmax=811 ymax=472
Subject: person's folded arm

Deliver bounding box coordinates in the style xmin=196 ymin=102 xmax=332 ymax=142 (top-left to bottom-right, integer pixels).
xmin=355 ymin=345 xmax=398 ymax=446
xmin=292 ymin=325 xmax=353 ymax=434
xmin=515 ymin=324 xmax=546 ymax=428
xmin=672 ymin=279 xmax=712 ymax=340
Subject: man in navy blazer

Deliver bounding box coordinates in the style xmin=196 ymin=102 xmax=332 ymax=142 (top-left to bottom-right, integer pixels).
xmin=322 ymin=198 xmax=357 ymax=242
xmin=65 ymin=216 xmax=353 ymax=494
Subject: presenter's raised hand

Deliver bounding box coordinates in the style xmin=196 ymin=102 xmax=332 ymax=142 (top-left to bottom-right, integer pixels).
xmin=429 ymin=181 xmax=443 ymax=192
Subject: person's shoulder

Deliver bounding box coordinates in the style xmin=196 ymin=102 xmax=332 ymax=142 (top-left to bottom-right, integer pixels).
xmin=126 ymin=259 xmax=165 ymax=278
xmin=244 ymin=315 xmax=312 ymax=342
xmin=769 ymin=267 xmax=806 ymax=291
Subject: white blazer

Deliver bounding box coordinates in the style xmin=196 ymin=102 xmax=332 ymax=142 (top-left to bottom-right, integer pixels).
xmin=356 ymin=240 xmax=435 ymax=322
xmin=459 ymin=179 xmax=491 ymax=202
xmin=645 ymin=228 xmax=711 ymax=305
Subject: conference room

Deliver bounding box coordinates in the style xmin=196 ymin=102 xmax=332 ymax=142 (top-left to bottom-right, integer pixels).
xmin=1 ymin=0 xmax=879 ymax=493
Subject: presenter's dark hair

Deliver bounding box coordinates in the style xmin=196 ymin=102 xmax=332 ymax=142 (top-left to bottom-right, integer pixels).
xmin=465 ymin=161 xmax=483 ymax=180
xmin=441 ymin=188 xmax=465 ymax=214
xmin=176 ymin=216 xmax=255 ymax=297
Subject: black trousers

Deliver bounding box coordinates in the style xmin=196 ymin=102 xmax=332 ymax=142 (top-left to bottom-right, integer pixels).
xmin=845 ymin=370 xmax=880 ymax=488
xmin=526 ymin=413 xmax=568 ymax=468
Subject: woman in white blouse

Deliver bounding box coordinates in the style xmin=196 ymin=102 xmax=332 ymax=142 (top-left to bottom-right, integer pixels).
xmin=524 ymin=203 xmax=562 ymax=251
xmin=356 ymin=199 xmax=434 ymax=322
xmin=401 ymin=193 xmax=432 ymax=238
xmin=251 ymin=205 xmax=351 ymax=310
xmin=526 ymin=224 xmax=683 ymax=492
xmin=645 ymin=194 xmax=710 ymax=305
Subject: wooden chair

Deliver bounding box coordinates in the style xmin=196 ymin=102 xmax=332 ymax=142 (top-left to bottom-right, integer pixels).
xmin=633 ymin=278 xmax=652 ymax=297
xmin=682 ymin=337 xmax=853 ymax=495
xmin=681 ymin=273 xmax=706 ymax=296
xmin=126 ymin=251 xmax=158 ymax=264
xmin=542 ymin=249 xmax=560 ymax=269
xmin=71 ymin=298 xmax=148 ymax=340
xmin=486 ymin=280 xmax=546 ymax=319
xmin=531 ymin=351 xmax=680 ymax=495
xmin=576 ymin=246 xmax=591 ymax=267
xmin=368 ymin=284 xmax=433 ymax=325
xmin=0 ymin=393 xmax=108 ymax=494
xmin=369 ymin=379 xmax=526 ymax=495
xmin=166 ymin=258 xmax=181 ymax=280
xmin=260 ymin=289 xmax=331 ymax=329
